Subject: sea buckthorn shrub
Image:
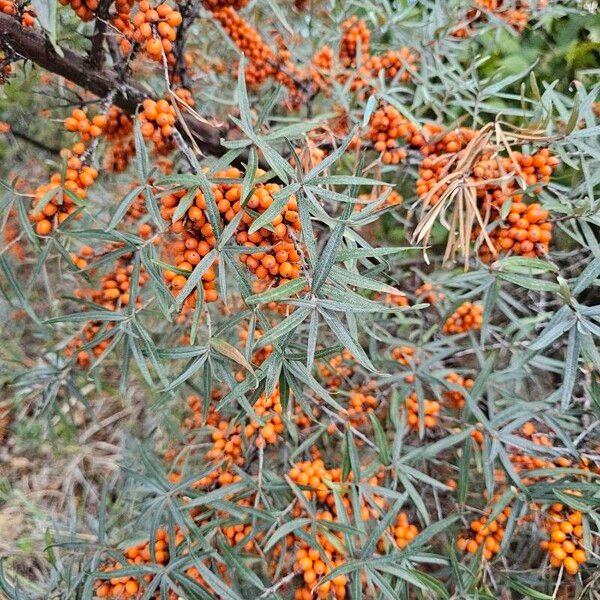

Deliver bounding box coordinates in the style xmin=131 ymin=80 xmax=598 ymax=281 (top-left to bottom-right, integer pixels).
xmin=1 ymin=2 xmax=599 ymax=600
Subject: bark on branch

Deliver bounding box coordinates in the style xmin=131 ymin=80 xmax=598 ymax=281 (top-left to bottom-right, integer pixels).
xmin=0 ymin=13 xmax=227 ymax=158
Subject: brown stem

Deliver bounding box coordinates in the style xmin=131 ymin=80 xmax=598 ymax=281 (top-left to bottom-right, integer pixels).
xmin=88 ymin=0 xmax=112 ymax=69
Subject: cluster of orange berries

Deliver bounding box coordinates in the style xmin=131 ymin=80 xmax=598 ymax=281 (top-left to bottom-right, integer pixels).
xmin=102 ymin=106 xmax=135 ymax=172
xmin=343 ymin=386 xmax=378 ymax=431
xmin=362 ymin=48 xmax=418 ymax=84
xmin=29 ymin=144 xmax=98 ymax=236
xmin=206 ymin=418 xmax=244 ymax=464
xmin=442 ymin=302 xmax=483 ymax=334
xmin=69 ymin=243 xmax=95 ymax=270
xmin=391 ymin=345 xmax=416 ymax=367
xmin=310 ymin=19 xmax=418 ymax=100
xmin=111 ymin=0 xmax=136 ymax=51
xmin=287 ymin=452 xmax=418 ymax=597
xmin=288 ymin=458 xmax=350 ymax=598
xmin=96 ymin=532 xmax=219 ymax=599
xmin=163 ymin=393 xmax=221 ymax=465
xmin=64 ymin=108 xmax=107 ymax=141
xmin=294 ymin=540 xmax=348 ymax=600
xmin=104 ymin=106 xmax=133 ymax=139
xmin=506 ymin=422 xmax=578 ymax=485
xmin=1 ymin=0 xmax=35 ymax=25
xmin=209 ymin=5 xmax=313 ymax=107
xmin=411 ymin=124 xmax=559 ymax=257
xmin=65 ymin=251 xmax=148 ymax=366
xmin=220 ymin=497 xmax=264 ymax=551
xmin=243 ymin=388 xmax=284 ymax=447
xmin=318 ymin=348 xmax=355 ymax=390
xmin=237 ymin=181 xmax=302 ymax=284
xmin=540 ymin=503 xmax=586 ymax=575
xmin=138 ymin=98 xmax=177 ymax=154
xmin=167 ymin=412 xmax=245 ymax=490
xmin=160 ymin=166 xmax=303 ymax=307
xmin=58 ymin=0 xmax=98 ymax=21
xmin=288 ymin=456 xmax=345 ymax=505
xmin=159 ymin=177 xmax=223 ymax=305
xmin=95 ymin=528 xmax=182 ymax=598
xmin=376 ymin=291 xmax=409 ymax=307
xmin=385 ymin=511 xmax=420 ymax=550
xmin=162 ymin=232 xmax=219 ymax=304
xmin=414 ymin=126 xmax=477 ymax=204
xmin=0 ymin=0 xmax=15 ymax=15
xmin=367 ymin=105 xmax=419 ymax=164
xmin=479 ymin=201 xmax=553 ymax=261
xmin=457 ymin=504 xmax=510 ymax=560
xmin=166 ymin=408 xmax=248 ymax=491
xmin=443 ymin=372 xmax=474 ymax=410
xmin=64 ymin=105 xmax=135 ymax=172
xmin=310 ymin=45 xmax=334 ymax=91
xmin=452 ymin=1 xmax=545 ymax=38
xmin=391 ymin=345 xmax=420 ymax=384
xmin=212 ymin=6 xmax=276 ymax=87
xmin=128 ymin=1 xmax=182 ymax=63
xmin=405 ymin=392 xmax=440 ymax=431
xmin=339 ymin=16 xmax=370 ymax=68
xmin=417 ymin=130 xmax=558 ymax=203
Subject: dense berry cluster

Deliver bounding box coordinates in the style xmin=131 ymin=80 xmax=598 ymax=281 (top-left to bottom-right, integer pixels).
xmin=138 ymin=98 xmax=177 ymax=154
xmin=58 ymin=0 xmax=98 ymax=21
xmin=442 ymin=302 xmax=483 ymax=334
xmin=102 ymin=106 xmax=135 ymax=172
xmin=318 ymin=348 xmax=355 ymax=390
xmin=540 ymin=503 xmax=586 ymax=575
xmin=339 ymin=16 xmax=370 ymax=68
xmin=212 ymin=6 xmax=276 ymax=86
xmin=457 ymin=503 xmax=510 ymax=560
xmin=64 ymin=108 xmax=107 ymax=141
xmin=311 ymin=19 xmax=418 ymax=98
xmin=405 ymin=392 xmax=440 ymax=430
xmin=160 ymin=167 xmax=303 ymax=307
xmin=410 ymin=122 xmax=559 ymax=257
xmin=443 ymin=372 xmax=474 ymax=410
xmin=237 ymin=184 xmax=302 ymax=284
xmin=129 ymin=1 xmax=182 ymax=63
xmin=29 ymin=145 xmax=97 ymax=235
xmin=391 ymin=345 xmax=416 ymax=367
xmin=243 ymin=388 xmax=284 ymax=447
xmin=362 ymin=48 xmax=418 ymax=83
xmin=65 ymin=250 xmax=149 ymax=367
xmin=365 ymin=104 xmax=426 ymax=164
xmin=1 ymin=0 xmax=34 ymax=25
xmin=386 ymin=512 xmax=420 ymax=550
xmin=95 ymin=528 xmax=182 ymax=598
xmin=479 ymin=201 xmax=552 ymax=261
